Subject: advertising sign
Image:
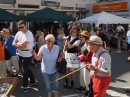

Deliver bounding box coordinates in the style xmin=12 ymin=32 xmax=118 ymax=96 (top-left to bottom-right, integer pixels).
xmin=92 ymin=2 xmax=128 ymax=12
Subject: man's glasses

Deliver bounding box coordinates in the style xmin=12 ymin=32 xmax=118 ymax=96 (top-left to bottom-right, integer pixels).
xmin=18 ymin=26 xmax=24 ymax=29
xmin=80 ymin=37 xmax=83 ymax=38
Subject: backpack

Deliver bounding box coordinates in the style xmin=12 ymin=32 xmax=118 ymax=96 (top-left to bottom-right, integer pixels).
xmin=102 ymin=33 xmax=109 ymax=46
xmin=4 ymin=48 xmax=11 ymax=60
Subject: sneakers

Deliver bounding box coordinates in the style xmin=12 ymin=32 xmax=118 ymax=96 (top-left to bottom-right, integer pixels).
xmin=82 ymin=91 xmax=88 ymax=97
xmin=23 ymin=87 xmax=28 ymax=92
xmin=27 ymin=82 xmax=36 ymax=87
xmin=126 ymin=89 xmax=130 ymax=93
xmin=128 ymin=56 xmax=130 ymax=61
xmin=116 ymin=50 xmax=121 ymax=53
xmin=10 ymin=74 xmax=14 ymax=77
xmin=76 ymin=86 xmax=86 ymax=92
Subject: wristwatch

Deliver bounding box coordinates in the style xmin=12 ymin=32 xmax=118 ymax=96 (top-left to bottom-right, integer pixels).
xmin=94 ymin=67 xmax=98 ymax=71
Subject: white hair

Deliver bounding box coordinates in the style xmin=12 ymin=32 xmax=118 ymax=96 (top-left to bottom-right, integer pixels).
xmin=45 ymin=34 xmax=55 ymax=42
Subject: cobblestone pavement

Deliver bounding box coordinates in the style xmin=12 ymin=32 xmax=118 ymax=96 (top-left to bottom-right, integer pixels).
xmin=10 ymin=49 xmax=130 ymax=97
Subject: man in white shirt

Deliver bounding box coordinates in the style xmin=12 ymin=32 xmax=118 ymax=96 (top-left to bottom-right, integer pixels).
xmin=12 ymin=20 xmax=36 ymax=92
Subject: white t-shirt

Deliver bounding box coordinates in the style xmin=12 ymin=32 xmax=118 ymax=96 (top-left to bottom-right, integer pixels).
xmin=116 ymin=26 xmax=124 ymax=32
xmin=127 ymin=30 xmax=130 ymax=37
xmin=127 ymin=30 xmax=130 ymax=44
xmin=14 ymin=30 xmax=34 ymax=57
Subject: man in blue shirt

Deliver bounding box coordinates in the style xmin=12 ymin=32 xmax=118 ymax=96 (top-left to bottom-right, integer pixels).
xmin=1 ymin=28 xmax=19 ymax=77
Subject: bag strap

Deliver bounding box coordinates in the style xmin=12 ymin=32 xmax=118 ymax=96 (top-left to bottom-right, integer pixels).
xmin=58 ymin=48 xmax=61 ymax=58
xmin=94 ymin=51 xmax=108 ymax=75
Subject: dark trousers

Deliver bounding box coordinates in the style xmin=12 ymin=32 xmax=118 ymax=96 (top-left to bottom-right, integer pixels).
xmin=19 ymin=56 xmax=35 ymax=87
xmin=88 ymin=78 xmax=93 ymax=97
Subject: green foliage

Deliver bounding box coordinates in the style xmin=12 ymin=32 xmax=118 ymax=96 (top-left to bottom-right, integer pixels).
xmin=81 ymin=26 xmax=86 ymax=31
xmin=81 ymin=26 xmax=91 ymax=32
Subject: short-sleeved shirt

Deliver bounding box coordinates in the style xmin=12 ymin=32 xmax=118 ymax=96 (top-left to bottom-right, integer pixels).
xmin=14 ymin=30 xmax=34 ymax=57
xmin=3 ymin=35 xmax=17 ymax=56
xmin=90 ymin=47 xmax=111 ymax=77
xmin=66 ymin=36 xmax=80 ymax=46
xmin=127 ymin=30 xmax=130 ymax=44
xmin=41 ymin=44 xmax=60 ymax=74
xmin=116 ymin=25 xmax=124 ymax=32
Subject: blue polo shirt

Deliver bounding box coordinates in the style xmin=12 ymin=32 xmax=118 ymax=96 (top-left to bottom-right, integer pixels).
xmin=3 ymin=35 xmax=17 ymax=56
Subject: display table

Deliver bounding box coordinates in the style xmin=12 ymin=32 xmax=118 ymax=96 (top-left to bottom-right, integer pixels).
xmin=0 ymin=77 xmax=18 ymax=97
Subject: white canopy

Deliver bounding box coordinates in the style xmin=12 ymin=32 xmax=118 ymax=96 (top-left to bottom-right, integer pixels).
xmin=78 ymin=11 xmax=130 ymax=27
xmin=126 ymin=17 xmax=130 ymax=19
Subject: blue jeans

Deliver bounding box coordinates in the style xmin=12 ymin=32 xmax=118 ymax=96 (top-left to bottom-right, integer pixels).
xmin=42 ymin=71 xmax=59 ymax=92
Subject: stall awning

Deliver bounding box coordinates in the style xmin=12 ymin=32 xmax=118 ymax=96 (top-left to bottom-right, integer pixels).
xmin=25 ymin=7 xmax=76 ymax=22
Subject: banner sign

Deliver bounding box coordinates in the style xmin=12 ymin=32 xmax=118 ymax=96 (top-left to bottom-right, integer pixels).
xmin=93 ymin=2 xmax=128 ymax=12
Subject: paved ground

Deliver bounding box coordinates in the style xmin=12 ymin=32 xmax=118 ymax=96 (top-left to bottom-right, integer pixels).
xmin=9 ymin=48 xmax=130 ymax=97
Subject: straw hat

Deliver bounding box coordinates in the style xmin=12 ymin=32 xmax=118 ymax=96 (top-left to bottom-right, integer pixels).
xmin=0 ymin=28 xmax=10 ymax=34
xmin=87 ymin=36 xmax=102 ymax=45
xmin=80 ymin=31 xmax=90 ymax=37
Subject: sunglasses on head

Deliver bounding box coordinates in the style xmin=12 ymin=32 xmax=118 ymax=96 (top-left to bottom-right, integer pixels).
xmin=18 ymin=26 xmax=24 ymax=29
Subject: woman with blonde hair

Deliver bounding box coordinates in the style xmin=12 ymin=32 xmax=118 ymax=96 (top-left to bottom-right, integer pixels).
xmin=57 ymin=28 xmax=65 ymax=50
xmin=30 ymin=34 xmax=63 ymax=97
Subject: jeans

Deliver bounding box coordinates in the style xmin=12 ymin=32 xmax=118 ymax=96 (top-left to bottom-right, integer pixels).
xmin=42 ymin=71 xmax=59 ymax=92
xmin=19 ymin=56 xmax=35 ymax=87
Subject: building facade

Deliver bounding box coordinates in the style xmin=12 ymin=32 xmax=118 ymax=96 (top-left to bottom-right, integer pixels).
xmin=86 ymin=0 xmax=130 ymax=18
xmin=0 ymin=0 xmax=95 ymax=18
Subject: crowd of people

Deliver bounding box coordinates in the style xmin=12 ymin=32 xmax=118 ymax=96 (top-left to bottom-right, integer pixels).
xmin=0 ymin=20 xmax=129 ymax=97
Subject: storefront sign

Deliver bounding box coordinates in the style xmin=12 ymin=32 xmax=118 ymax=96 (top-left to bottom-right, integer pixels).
xmin=76 ymin=3 xmax=86 ymax=8
xmin=44 ymin=1 xmax=60 ymax=7
xmin=92 ymin=2 xmax=128 ymax=12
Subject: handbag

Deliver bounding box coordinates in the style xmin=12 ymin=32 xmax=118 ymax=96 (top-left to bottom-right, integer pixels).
xmin=4 ymin=48 xmax=11 ymax=60
xmin=56 ymin=49 xmax=67 ymax=74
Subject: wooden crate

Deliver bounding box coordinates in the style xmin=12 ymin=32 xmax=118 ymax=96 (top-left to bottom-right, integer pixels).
xmin=0 ymin=77 xmax=18 ymax=97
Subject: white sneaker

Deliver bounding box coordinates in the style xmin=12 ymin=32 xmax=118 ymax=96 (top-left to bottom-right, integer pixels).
xmin=117 ymin=50 xmax=121 ymax=53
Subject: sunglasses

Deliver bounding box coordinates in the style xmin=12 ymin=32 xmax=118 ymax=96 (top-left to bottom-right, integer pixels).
xmin=46 ymin=40 xmax=52 ymax=43
xmin=2 ymin=30 xmax=6 ymax=32
xmin=18 ymin=26 xmax=24 ymax=29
